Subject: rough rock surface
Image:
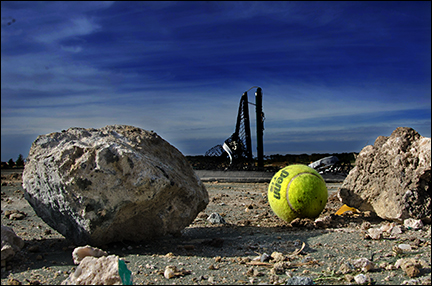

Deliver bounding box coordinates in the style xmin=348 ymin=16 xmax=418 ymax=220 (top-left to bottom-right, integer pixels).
xmin=338 ymin=127 xmax=431 ymax=222
xmin=61 ymin=255 xmax=130 ymax=285
xmin=22 ymin=125 xmax=209 ymax=245
xmin=1 ymin=226 xmax=25 ymax=267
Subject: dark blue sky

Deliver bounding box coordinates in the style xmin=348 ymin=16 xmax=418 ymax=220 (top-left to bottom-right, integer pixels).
xmin=1 ymin=1 xmax=431 ymax=161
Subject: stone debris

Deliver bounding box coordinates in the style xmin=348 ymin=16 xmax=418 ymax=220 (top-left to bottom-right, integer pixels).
xmin=72 ymin=245 xmax=108 ymax=264
xmin=3 ymin=210 xmax=27 ymax=220
xmin=338 ymin=127 xmax=431 ymax=222
xmin=354 ymin=273 xmax=371 ymax=284
xmin=207 ymin=212 xmax=226 ymax=224
xmin=162 ymin=265 xmax=191 ymax=279
xmin=314 ymin=215 xmax=332 ymax=228
xmin=367 ymin=227 xmax=383 ymax=240
xmin=22 ymin=125 xmax=209 ymax=245
xmin=61 ymin=254 xmax=132 ymax=285
xmin=353 ymin=257 xmax=375 ymax=272
xmin=285 ymin=276 xmax=314 ymax=285
xmin=395 ymin=258 xmax=428 ymax=278
xmin=404 ymin=218 xmax=424 ymax=230
xmin=339 ymin=261 xmax=355 ymax=274
xmin=1 ymin=225 xmax=24 ymax=267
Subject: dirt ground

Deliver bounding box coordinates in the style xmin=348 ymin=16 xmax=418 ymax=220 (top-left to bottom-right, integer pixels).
xmin=1 ymin=170 xmax=431 ymax=285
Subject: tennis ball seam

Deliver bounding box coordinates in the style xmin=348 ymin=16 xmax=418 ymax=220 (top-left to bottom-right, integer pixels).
xmin=286 ymin=172 xmax=324 ymax=215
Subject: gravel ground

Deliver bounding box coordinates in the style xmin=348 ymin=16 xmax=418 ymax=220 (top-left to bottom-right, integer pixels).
xmin=1 ymin=170 xmax=431 ymax=285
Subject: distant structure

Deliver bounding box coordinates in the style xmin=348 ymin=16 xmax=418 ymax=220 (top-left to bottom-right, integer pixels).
xmin=205 ymin=87 xmax=264 ymax=168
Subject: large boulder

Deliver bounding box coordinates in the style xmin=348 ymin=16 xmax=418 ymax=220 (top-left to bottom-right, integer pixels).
xmin=22 ymin=125 xmax=208 ymax=245
xmin=338 ymin=127 xmax=431 ymax=222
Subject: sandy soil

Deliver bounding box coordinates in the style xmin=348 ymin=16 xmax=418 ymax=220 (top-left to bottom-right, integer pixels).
xmin=1 ymin=170 xmax=431 ymax=285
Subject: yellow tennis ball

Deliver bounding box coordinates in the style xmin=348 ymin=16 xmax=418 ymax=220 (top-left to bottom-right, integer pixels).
xmin=268 ymin=164 xmax=328 ymax=223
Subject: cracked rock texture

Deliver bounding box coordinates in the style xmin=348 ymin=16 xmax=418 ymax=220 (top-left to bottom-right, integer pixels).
xmin=338 ymin=127 xmax=431 ymax=222
xmin=22 ymin=125 xmax=208 ymax=245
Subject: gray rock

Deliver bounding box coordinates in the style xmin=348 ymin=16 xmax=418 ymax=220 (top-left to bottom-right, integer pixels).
xmin=285 ymin=276 xmax=314 ymax=285
xmin=1 ymin=225 xmax=25 ymax=267
xmin=62 ymin=255 xmax=132 ymax=285
xmin=338 ymin=127 xmax=431 ymax=222
xmin=23 ymin=125 xmax=208 ymax=245
xmin=207 ymin=213 xmax=226 ymax=224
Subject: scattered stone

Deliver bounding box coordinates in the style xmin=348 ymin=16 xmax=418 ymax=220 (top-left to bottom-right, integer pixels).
xmin=271 ymin=262 xmax=285 ymax=275
xmin=270 ymin=251 xmax=285 ymax=262
xmin=391 ymin=225 xmax=403 ymax=235
xmin=260 ymin=253 xmax=270 ymax=262
xmin=354 ymin=273 xmax=370 ymax=284
xmin=164 ymin=265 xmax=176 ymax=279
xmin=395 ymin=258 xmax=428 ymax=278
xmin=3 ymin=210 xmax=27 ymax=220
xmin=339 ymin=261 xmax=355 ymax=274
xmin=207 ymin=213 xmax=226 ymax=224
xmin=353 ymin=257 xmax=375 ymax=272
xmin=61 ymin=255 xmax=132 ymax=285
xmin=285 ymin=276 xmax=314 ymax=285
xmin=1 ymin=225 xmax=25 ymax=267
xmin=7 ymin=278 xmax=22 ymax=285
xmin=22 ymin=125 xmax=209 ymax=245
xmin=72 ymin=245 xmax=108 ymax=264
xmin=404 ymin=218 xmax=424 ymax=230
xmin=367 ymin=228 xmax=382 ymax=240
xmin=162 ymin=265 xmax=191 ymax=279
xmin=338 ymin=127 xmax=431 ymax=221
xmin=314 ymin=215 xmax=332 ymax=228
xmin=397 ymin=244 xmax=412 ymax=251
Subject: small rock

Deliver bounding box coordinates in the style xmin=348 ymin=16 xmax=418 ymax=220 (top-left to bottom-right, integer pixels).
xmin=260 ymin=253 xmax=270 ymax=262
xmin=391 ymin=225 xmax=403 ymax=235
xmin=354 ymin=273 xmax=370 ymax=284
xmin=405 ymin=266 xmax=420 ymax=278
xmin=270 ymin=251 xmax=285 ymax=262
xmin=395 ymin=258 xmax=427 ymax=278
xmin=397 ymin=244 xmax=412 ymax=251
xmin=72 ymin=245 xmax=108 ymax=264
xmin=61 ymin=255 xmax=131 ymax=285
xmin=285 ymin=276 xmax=314 ymax=285
xmin=314 ymin=216 xmax=332 ymax=228
xmin=367 ymin=228 xmax=382 ymax=240
xmin=353 ymin=258 xmax=375 ymax=272
xmin=164 ymin=265 xmax=176 ymax=279
xmin=207 ymin=213 xmax=226 ymax=224
xmin=7 ymin=278 xmax=22 ymax=285
xmin=339 ymin=261 xmax=355 ymax=274
xmin=1 ymin=225 xmax=25 ymax=267
xmin=404 ymin=218 xmax=424 ymax=230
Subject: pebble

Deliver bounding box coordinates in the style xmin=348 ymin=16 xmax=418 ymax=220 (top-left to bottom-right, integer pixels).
xmin=398 ymin=244 xmax=412 ymax=251
xmin=164 ymin=266 xmax=176 ymax=279
xmin=285 ymin=276 xmax=314 ymax=285
xmin=354 ymin=273 xmax=369 ymax=284
xmin=353 ymin=258 xmax=375 ymax=272
xmin=404 ymin=218 xmax=424 ymax=230
xmin=367 ymin=228 xmax=382 ymax=240
xmin=207 ymin=213 xmax=226 ymax=224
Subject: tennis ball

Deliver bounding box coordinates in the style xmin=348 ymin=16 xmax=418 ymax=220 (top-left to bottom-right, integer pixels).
xmin=268 ymin=164 xmax=328 ymax=223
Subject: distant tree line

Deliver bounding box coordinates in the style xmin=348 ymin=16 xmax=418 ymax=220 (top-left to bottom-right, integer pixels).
xmin=186 ymin=152 xmax=358 ymax=171
xmin=1 ymin=154 xmax=25 ymax=169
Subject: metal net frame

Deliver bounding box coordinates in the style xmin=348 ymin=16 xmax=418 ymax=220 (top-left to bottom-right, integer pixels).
xmin=205 ymin=92 xmax=253 ymax=165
